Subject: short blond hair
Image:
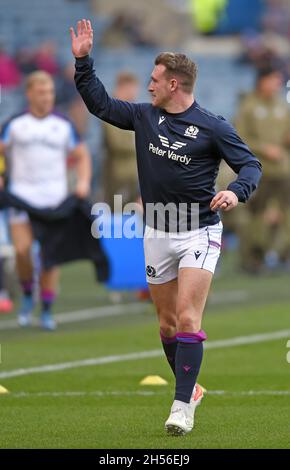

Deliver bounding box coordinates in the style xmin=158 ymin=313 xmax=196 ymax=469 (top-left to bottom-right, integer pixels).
xmin=26 ymin=70 xmax=54 ymax=90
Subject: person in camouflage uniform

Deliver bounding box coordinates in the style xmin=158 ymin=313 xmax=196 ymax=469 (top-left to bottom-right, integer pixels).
xmin=235 ymin=66 xmax=290 ymax=272
xmin=102 ymin=72 xmax=140 ymax=210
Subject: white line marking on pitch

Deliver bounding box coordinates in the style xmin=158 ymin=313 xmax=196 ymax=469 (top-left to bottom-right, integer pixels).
xmin=0 ymin=290 xmax=248 ymax=331
xmin=4 ymin=390 xmax=290 ymax=398
xmin=0 ymin=302 xmax=148 ymax=331
xmin=0 ymin=328 xmax=289 ymax=380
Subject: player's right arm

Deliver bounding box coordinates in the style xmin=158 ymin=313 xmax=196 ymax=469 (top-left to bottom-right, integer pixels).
xmin=70 ymin=19 xmax=138 ymax=131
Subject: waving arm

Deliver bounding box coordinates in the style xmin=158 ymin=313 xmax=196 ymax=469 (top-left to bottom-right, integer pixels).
xmin=70 ymin=19 xmax=93 ymax=59
xmin=70 ymin=19 xmax=140 ymax=130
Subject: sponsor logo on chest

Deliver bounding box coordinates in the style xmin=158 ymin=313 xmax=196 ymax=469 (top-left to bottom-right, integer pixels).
xmin=148 ymin=135 xmax=192 ymax=165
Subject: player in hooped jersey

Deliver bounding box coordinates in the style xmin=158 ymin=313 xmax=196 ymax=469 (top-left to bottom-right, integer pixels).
xmin=0 ymin=70 xmax=91 ymax=330
xmin=70 ymin=20 xmax=262 ymax=435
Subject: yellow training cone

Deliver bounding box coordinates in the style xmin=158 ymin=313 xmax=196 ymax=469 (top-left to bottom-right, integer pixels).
xmin=0 ymin=385 xmax=9 ymax=394
xmin=140 ymin=375 xmax=168 ymax=386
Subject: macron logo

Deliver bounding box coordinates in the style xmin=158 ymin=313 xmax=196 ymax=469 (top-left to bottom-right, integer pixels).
xmin=158 ymin=135 xmax=187 ymax=151
xmin=158 ymin=115 xmax=166 ymax=125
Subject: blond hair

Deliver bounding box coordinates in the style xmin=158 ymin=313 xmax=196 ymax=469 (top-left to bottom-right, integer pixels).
xmin=155 ymin=52 xmax=197 ymax=94
xmin=26 ymin=70 xmax=54 ymax=90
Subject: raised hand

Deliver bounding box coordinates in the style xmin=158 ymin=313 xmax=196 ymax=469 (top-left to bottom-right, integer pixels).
xmin=70 ymin=19 xmax=93 ymax=58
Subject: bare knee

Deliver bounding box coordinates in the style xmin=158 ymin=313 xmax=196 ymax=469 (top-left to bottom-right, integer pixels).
xmin=10 ymin=223 xmax=33 ymax=260
xmin=15 ymin=244 xmax=31 ymax=261
xmin=158 ymin=311 xmax=177 ymax=338
xmin=177 ymin=308 xmax=201 ymax=333
xmin=160 ymin=324 xmax=177 ymax=338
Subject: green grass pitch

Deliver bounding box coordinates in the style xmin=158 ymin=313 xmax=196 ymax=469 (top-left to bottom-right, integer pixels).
xmin=0 ymin=260 xmax=290 ymax=449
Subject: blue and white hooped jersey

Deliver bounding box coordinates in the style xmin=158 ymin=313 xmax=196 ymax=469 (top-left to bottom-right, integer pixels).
xmin=0 ymin=111 xmax=80 ymax=208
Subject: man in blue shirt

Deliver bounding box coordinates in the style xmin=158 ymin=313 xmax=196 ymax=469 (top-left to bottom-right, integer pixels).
xmin=70 ymin=19 xmax=262 ymax=436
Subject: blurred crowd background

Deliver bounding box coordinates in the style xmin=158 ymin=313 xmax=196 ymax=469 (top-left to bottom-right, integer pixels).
xmin=1 ymin=0 xmax=290 ymax=311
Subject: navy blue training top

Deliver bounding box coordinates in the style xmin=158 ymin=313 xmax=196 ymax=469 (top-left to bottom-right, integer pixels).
xmin=75 ymin=55 xmax=262 ymax=231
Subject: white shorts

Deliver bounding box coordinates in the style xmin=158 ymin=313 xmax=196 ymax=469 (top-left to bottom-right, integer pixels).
xmin=144 ymin=221 xmax=223 ymax=284
xmin=9 ymin=209 xmax=30 ymax=225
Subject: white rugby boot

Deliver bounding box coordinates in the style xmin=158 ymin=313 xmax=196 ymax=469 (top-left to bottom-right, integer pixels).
xmin=165 ymin=383 xmax=206 ymax=436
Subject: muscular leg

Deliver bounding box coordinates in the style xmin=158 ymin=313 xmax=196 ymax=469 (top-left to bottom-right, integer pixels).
xmin=177 ymin=267 xmax=212 ymax=333
xmin=10 ymin=221 xmax=35 ymax=324
xmin=148 ymin=278 xmax=178 ymax=375
xmin=148 ymin=267 xmax=212 ymax=384
xmin=10 ymin=221 xmax=33 ymax=284
xmin=175 ymin=267 xmax=212 ymax=403
xmin=10 ymin=221 xmax=59 ymax=329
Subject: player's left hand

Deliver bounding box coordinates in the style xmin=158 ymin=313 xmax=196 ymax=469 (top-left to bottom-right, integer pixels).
xmin=210 ymin=190 xmax=238 ymax=212
xmin=75 ymin=180 xmax=90 ymax=199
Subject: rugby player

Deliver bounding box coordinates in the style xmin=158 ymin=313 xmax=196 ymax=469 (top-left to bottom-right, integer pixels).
xmin=70 ymin=19 xmax=262 ymax=435
xmin=0 ymin=70 xmax=91 ymax=330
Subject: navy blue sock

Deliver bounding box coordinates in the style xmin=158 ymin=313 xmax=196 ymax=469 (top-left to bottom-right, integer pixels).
xmin=174 ymin=330 xmax=207 ymax=403
xmin=20 ymin=280 xmax=33 ymax=299
xmin=160 ymin=330 xmax=177 ymax=376
xmin=41 ymin=289 xmax=56 ymax=313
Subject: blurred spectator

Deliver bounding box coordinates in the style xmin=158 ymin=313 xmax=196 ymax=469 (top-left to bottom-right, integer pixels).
xmin=216 ymin=160 xmax=247 ymax=252
xmin=241 ymin=1 xmax=290 ymax=77
xmin=235 ymin=66 xmax=290 ymax=272
xmin=56 ymin=63 xmax=89 ymax=137
xmin=241 ymin=32 xmax=280 ymax=67
xmin=15 ymin=43 xmax=60 ymax=77
xmin=101 ymin=12 xmax=156 ymax=48
xmin=57 ymin=63 xmax=79 ymax=108
xmin=34 ymin=42 xmax=59 ymax=76
xmin=240 ymin=30 xmax=290 ymax=76
xmin=0 ymin=45 xmax=22 ymax=89
xmin=262 ymin=0 xmax=290 ymax=38
xmin=102 ymin=72 xmax=140 ymax=209
xmin=15 ymin=47 xmax=38 ymax=75
xmin=56 ymin=63 xmax=90 ymax=193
